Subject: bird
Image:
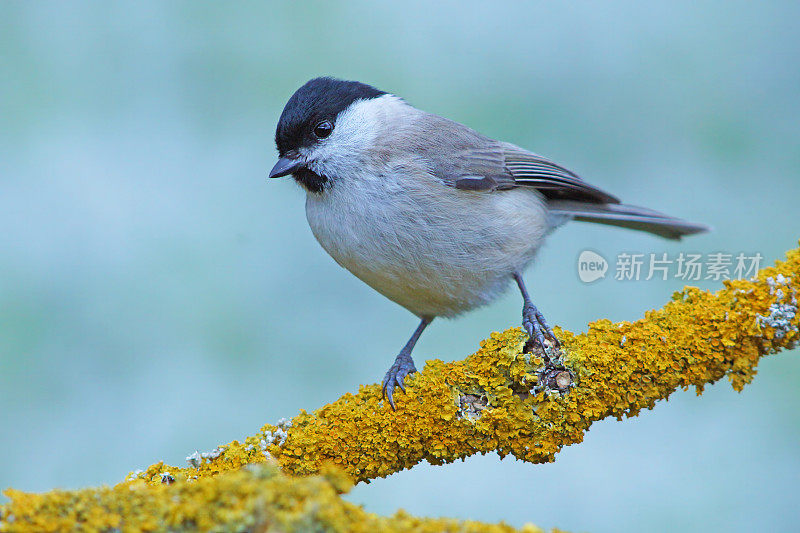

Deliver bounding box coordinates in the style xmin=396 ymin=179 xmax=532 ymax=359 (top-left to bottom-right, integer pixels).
xmin=268 ymin=77 xmax=708 ymax=409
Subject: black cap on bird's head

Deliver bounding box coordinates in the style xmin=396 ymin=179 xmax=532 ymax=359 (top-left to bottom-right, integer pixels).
xmin=269 ymin=77 xmax=386 ymax=192
xmin=275 ymin=77 xmax=385 ymax=156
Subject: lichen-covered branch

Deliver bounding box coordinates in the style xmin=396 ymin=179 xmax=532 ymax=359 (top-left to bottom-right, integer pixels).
xmin=1 ymin=464 xmax=548 ymax=532
xmin=127 ymin=243 xmax=798 ymax=485
xmin=2 ymin=242 xmax=798 ymax=532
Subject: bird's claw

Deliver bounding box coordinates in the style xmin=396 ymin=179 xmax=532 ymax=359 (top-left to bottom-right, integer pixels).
xmin=382 ymin=355 xmax=417 ymax=410
xmin=522 ymin=302 xmax=561 ymax=355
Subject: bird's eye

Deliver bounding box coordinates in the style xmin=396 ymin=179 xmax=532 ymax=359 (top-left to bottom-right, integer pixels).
xmin=313 ymin=120 xmax=333 ymax=138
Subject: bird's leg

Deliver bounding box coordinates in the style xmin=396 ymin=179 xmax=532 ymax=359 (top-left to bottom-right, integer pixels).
xmin=382 ymin=317 xmax=432 ymax=409
xmin=513 ymin=272 xmax=560 ymax=355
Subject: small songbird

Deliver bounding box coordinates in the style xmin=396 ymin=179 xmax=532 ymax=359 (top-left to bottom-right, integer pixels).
xmin=269 ymin=77 xmax=708 ymax=408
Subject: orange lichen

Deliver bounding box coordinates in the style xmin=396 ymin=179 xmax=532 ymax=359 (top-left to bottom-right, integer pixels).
xmin=2 ymin=243 xmax=797 ymax=531
xmin=130 ymin=243 xmax=798 ymax=485
xmin=1 ymin=464 xmax=551 ymax=532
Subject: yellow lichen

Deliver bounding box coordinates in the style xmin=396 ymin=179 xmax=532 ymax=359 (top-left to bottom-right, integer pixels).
xmin=139 ymin=243 xmax=798 ymax=485
xmin=1 ymin=463 xmax=551 ymax=532
xmin=2 ymin=242 xmax=798 ymax=531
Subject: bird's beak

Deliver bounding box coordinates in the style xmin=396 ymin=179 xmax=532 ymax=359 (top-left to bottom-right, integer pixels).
xmin=268 ymin=157 xmax=304 ymax=179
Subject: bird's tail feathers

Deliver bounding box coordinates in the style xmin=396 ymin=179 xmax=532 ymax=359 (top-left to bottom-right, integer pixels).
xmin=548 ymin=200 xmax=710 ymax=240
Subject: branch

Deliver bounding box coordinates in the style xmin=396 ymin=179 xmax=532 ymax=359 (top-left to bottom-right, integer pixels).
xmin=133 ymin=242 xmax=799 ymax=484
xmin=2 ymin=242 xmax=798 ymax=532
xmin=1 ymin=464 xmax=548 ymax=532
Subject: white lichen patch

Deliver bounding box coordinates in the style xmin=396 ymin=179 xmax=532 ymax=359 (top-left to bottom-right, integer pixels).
xmin=259 ymin=439 xmax=270 ymax=459
xmin=258 ymin=417 xmax=293 ymax=459
xmin=186 ymin=451 xmax=202 ymax=468
xmin=185 ymin=446 xmax=228 ymax=468
xmin=262 ymin=419 xmax=291 ymax=446
xmin=125 ymin=469 xmax=146 ymax=481
xmin=758 ymin=276 xmax=799 ymax=339
xmin=758 ymin=303 xmax=798 ymax=338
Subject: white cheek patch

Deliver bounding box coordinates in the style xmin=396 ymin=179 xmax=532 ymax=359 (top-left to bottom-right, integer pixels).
xmin=308 ymin=95 xmax=405 ymax=178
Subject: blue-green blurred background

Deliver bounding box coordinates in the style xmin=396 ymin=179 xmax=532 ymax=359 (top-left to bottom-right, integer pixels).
xmin=1 ymin=2 xmax=798 ymax=531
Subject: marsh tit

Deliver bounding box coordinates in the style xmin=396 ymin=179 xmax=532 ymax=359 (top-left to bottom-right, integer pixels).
xmin=269 ymin=77 xmax=708 ymax=408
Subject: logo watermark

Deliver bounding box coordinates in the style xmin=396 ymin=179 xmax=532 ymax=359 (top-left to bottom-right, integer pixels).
xmin=577 ymin=251 xmax=763 ymax=283
xmin=577 ymin=250 xmax=609 ymax=283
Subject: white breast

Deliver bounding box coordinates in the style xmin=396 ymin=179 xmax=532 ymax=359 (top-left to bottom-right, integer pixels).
xmin=305 ymin=165 xmax=549 ymax=318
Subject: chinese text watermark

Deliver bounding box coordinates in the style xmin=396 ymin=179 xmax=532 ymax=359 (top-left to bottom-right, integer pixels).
xmin=577 ymin=251 xmax=763 ymax=283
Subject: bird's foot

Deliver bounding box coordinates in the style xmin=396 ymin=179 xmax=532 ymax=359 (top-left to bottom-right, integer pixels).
xmin=522 ymin=302 xmax=561 ymax=358
xmin=382 ymin=352 xmax=417 ymax=410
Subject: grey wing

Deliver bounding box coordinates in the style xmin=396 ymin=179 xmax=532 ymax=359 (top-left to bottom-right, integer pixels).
xmin=438 ymin=136 xmax=619 ymax=204
xmin=423 ymin=121 xmax=708 ymax=240
xmin=494 ymin=144 xmax=709 ymax=238
xmin=498 ymin=142 xmax=620 ymax=204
